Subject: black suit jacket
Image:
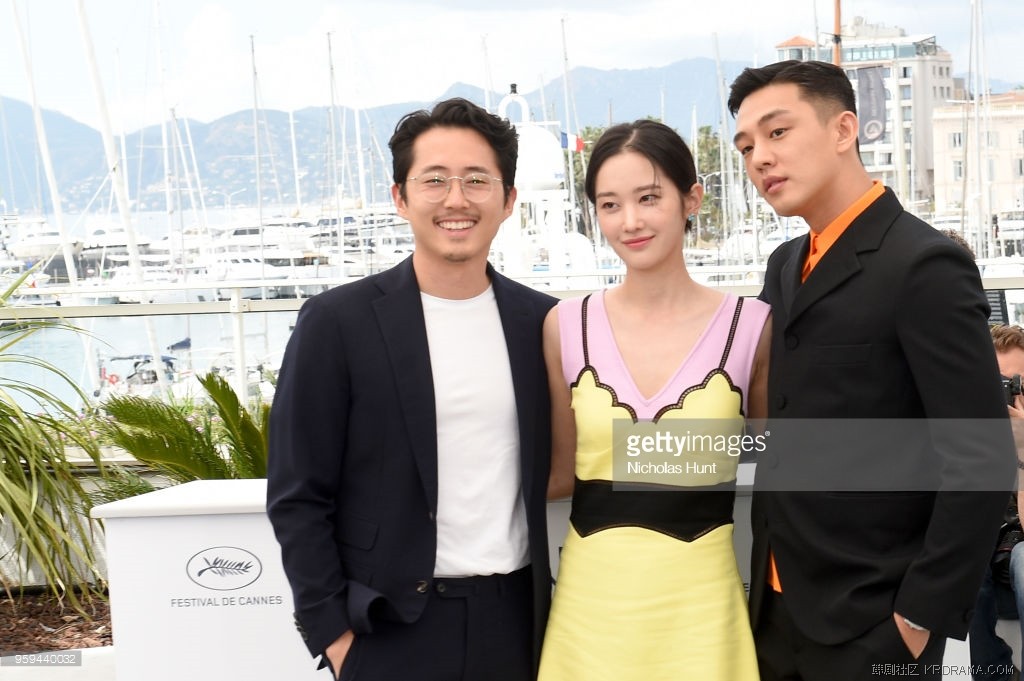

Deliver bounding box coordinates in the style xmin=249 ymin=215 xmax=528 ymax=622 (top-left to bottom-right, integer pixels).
xmin=266 ymin=256 xmax=556 ymax=667
xmin=750 ymin=188 xmax=1015 ymax=643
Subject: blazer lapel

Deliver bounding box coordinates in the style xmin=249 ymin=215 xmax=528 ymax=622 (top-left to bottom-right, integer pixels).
xmin=785 ymin=189 xmax=901 ymax=328
xmin=779 ymin=233 xmax=809 ymax=317
xmin=372 ymin=258 xmax=439 ymax=510
xmin=787 ymin=240 xmax=861 ymax=327
xmin=490 ymin=268 xmax=540 ymax=508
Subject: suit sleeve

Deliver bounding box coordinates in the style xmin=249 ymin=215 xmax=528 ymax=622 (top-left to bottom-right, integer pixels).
xmin=892 ymin=242 xmax=1015 ymax=638
xmin=266 ymin=296 xmax=369 ymax=659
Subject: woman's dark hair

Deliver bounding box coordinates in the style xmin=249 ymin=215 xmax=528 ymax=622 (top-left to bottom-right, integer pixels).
xmin=389 ymin=97 xmax=518 ymax=202
xmin=585 ymin=120 xmax=698 ymax=231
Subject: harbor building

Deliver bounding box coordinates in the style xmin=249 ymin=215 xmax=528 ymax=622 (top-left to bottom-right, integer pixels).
xmin=933 ymin=91 xmax=1024 ymax=254
xmin=776 ymin=17 xmax=957 ymax=212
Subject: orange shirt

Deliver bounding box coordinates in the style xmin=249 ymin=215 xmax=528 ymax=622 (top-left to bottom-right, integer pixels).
xmin=769 ymin=181 xmax=886 ymax=593
xmin=801 ymin=181 xmax=885 ymax=282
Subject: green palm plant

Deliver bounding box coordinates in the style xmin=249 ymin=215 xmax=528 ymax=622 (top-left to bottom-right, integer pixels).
xmin=0 ymin=273 xmax=108 ymax=610
xmin=96 ymin=371 xmax=269 ymax=483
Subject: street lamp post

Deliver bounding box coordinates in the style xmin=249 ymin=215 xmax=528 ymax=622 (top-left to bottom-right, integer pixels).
xmin=213 ymin=189 xmax=247 ymax=223
xmin=696 ymin=171 xmax=724 ymax=245
xmin=1019 ymin=129 xmax=1024 ymax=212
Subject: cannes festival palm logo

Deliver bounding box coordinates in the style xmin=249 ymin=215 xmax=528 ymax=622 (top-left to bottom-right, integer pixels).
xmin=187 ymin=547 xmax=263 ymax=590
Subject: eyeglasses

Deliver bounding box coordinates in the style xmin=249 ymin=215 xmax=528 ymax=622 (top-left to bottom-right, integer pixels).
xmin=405 ymin=173 xmax=503 ymax=203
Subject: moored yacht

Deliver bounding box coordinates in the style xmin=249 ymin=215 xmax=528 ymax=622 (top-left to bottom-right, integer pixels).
xmin=79 ymin=222 xmax=153 ymax=272
xmin=5 ymin=215 xmax=82 ymax=262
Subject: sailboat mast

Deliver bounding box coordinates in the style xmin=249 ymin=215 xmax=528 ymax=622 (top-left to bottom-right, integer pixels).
xmin=154 ymin=0 xmax=175 ymax=250
xmin=833 ymin=0 xmax=842 ymax=66
xmin=970 ymin=0 xmax=993 ymax=256
xmin=76 ymin=0 xmax=172 ymax=398
xmin=812 ymin=0 xmax=821 ymax=61
xmin=75 ymin=0 xmax=143 ymax=279
xmin=289 ymin=110 xmax=302 ymax=212
xmin=327 ymin=32 xmax=345 ymax=272
xmin=713 ymin=33 xmax=738 ymax=262
xmin=169 ymin=110 xmax=204 ymax=237
xmin=354 ymin=107 xmax=367 ymax=210
xmin=114 ymin=49 xmax=130 ymax=208
xmin=250 ymin=36 xmax=264 ymax=228
xmin=9 ymin=0 xmax=80 ymax=285
xmin=560 ymin=17 xmax=578 ymax=232
xmin=691 ymin=105 xmax=702 ymax=244
xmin=482 ymin=35 xmax=493 ymax=112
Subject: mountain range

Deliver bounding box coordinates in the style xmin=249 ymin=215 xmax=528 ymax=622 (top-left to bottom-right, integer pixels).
xmin=0 ymin=57 xmax=1019 ymax=216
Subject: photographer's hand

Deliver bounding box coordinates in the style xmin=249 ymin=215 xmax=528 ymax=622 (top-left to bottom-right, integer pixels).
xmin=1011 ymin=393 xmax=1024 ymax=417
xmin=1008 ymin=397 xmax=1024 ymax=447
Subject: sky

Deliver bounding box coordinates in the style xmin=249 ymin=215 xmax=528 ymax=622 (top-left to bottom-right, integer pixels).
xmin=0 ymin=0 xmax=1020 ymax=132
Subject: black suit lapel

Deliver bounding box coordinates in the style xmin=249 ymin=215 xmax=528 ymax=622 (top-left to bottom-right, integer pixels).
xmin=779 ymin=234 xmax=809 ymax=318
xmin=491 ymin=268 xmax=539 ymax=507
xmin=784 ymin=188 xmax=902 ymax=329
xmin=787 ymin=241 xmax=862 ymax=327
xmin=372 ymin=258 xmax=439 ymax=511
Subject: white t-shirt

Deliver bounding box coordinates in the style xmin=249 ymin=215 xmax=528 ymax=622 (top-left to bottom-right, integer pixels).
xmin=421 ymin=286 xmax=529 ymax=577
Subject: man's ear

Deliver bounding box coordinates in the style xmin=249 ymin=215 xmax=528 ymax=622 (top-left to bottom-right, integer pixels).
xmin=836 ymin=111 xmax=860 ymax=153
xmin=503 ymin=186 xmax=518 ymax=219
xmin=392 ymin=183 xmax=408 ymax=219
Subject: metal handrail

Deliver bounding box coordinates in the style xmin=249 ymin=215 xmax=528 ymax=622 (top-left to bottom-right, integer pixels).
xmin=3 ymin=275 xmax=1021 ymax=321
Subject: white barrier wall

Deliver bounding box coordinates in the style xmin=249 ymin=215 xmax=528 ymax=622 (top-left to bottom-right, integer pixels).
xmin=93 ymin=473 xmax=757 ymax=681
xmin=92 ymin=479 xmax=329 ymax=681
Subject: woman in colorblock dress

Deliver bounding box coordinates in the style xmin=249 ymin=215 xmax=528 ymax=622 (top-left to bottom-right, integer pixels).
xmin=538 ymin=120 xmax=770 ymax=681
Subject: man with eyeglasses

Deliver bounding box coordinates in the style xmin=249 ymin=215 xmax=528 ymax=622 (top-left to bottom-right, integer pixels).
xmin=267 ymin=98 xmax=557 ymax=680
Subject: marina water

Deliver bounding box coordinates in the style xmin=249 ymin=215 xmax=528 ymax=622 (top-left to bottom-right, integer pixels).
xmin=2 ymin=206 xmax=308 ymax=411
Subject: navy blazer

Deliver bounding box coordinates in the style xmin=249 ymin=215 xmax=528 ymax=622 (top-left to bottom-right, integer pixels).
xmin=750 ymin=188 xmax=1015 ymax=643
xmin=266 ymin=256 xmax=556 ymax=667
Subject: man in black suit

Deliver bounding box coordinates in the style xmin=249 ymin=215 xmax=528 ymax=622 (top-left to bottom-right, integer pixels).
xmin=729 ymin=60 xmax=1015 ymax=680
xmin=267 ymin=98 xmax=556 ymax=680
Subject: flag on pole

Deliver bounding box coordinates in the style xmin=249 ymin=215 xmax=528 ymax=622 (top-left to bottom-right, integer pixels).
xmin=560 ymin=132 xmax=585 ymax=152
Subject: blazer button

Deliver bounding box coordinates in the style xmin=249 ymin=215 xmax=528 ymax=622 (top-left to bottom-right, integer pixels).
xmin=785 ymin=334 xmax=799 ymax=350
xmin=428 ymin=511 xmax=435 ymax=522
xmin=775 ymin=394 xmax=787 ymax=410
xmin=436 ymin=582 xmax=447 ymax=593
xmin=415 ymin=580 xmax=429 ymax=594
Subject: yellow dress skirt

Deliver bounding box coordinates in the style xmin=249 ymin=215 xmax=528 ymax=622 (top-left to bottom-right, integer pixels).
xmin=538 ymin=521 xmax=758 ymax=680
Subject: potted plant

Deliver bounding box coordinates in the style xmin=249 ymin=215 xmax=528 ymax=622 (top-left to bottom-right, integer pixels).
xmin=0 ymin=272 xmax=108 ymax=612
